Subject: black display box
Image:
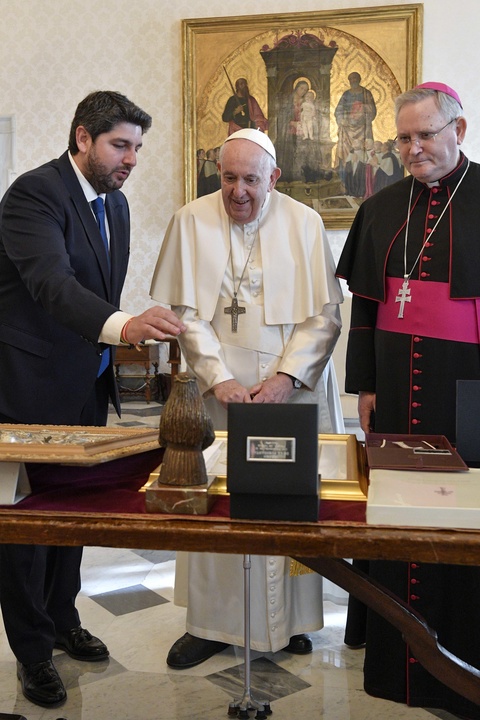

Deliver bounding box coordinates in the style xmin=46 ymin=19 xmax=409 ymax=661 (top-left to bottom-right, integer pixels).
xmin=226 ymin=403 xmax=319 ymax=521
xmin=456 ymin=379 xmax=480 ymax=467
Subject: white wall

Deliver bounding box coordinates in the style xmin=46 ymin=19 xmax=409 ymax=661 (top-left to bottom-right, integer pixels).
xmin=0 ymin=0 xmax=479 ymax=312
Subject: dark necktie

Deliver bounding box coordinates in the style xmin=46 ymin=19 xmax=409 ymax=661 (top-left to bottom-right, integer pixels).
xmin=91 ymin=197 xmax=110 ymax=263
xmin=91 ymin=197 xmax=110 ymax=377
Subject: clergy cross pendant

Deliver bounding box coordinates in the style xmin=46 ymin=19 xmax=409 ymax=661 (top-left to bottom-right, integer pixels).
xmin=224 ymin=296 xmax=246 ymax=332
xmin=395 ymin=279 xmax=411 ymax=319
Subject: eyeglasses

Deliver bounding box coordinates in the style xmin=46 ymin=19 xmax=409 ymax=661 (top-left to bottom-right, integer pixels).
xmin=394 ymin=118 xmax=458 ymax=149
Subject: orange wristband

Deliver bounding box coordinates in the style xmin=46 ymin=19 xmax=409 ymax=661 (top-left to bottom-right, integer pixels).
xmin=120 ymin=318 xmax=134 ymax=345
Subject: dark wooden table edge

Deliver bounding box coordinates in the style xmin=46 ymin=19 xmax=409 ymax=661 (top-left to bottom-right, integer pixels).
xmin=1 ymin=508 xmax=480 ymax=565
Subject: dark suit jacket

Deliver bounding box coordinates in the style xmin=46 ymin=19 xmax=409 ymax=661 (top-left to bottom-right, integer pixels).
xmin=0 ymin=151 xmax=130 ymax=424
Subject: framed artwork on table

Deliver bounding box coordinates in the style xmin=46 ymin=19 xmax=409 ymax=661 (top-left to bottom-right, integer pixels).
xmin=183 ymin=4 xmax=422 ymax=228
xmin=148 ymin=431 xmax=368 ymax=502
xmin=0 ymin=424 xmax=159 ymax=464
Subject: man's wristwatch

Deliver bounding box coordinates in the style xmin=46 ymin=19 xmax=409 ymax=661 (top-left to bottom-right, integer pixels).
xmin=279 ymin=372 xmax=302 ymax=389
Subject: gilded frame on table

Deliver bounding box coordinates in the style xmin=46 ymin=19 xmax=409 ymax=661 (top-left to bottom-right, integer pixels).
xmin=0 ymin=424 xmax=160 ymax=465
xmin=183 ymin=4 xmax=422 ymax=229
xmin=209 ymin=432 xmax=368 ymax=502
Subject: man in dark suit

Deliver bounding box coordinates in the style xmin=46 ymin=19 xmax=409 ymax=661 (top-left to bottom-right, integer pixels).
xmin=0 ymin=90 xmax=186 ymax=708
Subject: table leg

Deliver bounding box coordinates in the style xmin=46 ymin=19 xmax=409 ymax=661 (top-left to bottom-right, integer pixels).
xmin=294 ymin=556 xmax=480 ymax=706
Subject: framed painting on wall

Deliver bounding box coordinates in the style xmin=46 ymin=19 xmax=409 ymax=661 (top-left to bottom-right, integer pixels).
xmin=183 ymin=4 xmax=423 ymax=229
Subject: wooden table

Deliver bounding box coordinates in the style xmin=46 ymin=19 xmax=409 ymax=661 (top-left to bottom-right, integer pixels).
xmin=3 ymin=505 xmax=480 ymax=564
xmin=0 ymin=451 xmax=479 ymax=706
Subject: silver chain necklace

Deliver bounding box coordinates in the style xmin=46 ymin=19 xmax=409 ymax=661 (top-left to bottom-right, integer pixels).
xmin=395 ymin=160 xmax=470 ymax=318
xmin=224 ymin=223 xmax=259 ymax=332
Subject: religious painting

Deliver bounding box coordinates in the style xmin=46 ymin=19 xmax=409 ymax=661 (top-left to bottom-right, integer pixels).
xmin=183 ymin=5 xmax=422 ymax=229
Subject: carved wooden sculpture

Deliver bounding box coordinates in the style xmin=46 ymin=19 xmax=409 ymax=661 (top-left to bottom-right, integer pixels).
xmin=158 ymin=372 xmax=215 ymax=486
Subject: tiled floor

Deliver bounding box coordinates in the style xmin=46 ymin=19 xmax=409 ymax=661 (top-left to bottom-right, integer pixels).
xmin=0 ymin=402 xmax=460 ymax=719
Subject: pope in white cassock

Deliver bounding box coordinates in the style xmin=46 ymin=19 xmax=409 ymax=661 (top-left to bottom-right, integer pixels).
xmin=150 ymin=128 xmax=344 ymax=668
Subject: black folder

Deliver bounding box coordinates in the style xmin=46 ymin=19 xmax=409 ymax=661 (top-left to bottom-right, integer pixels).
xmin=456 ymin=380 xmax=480 ymax=467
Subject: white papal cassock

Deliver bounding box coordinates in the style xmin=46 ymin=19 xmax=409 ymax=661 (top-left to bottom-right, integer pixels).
xmin=150 ymin=188 xmax=344 ymax=651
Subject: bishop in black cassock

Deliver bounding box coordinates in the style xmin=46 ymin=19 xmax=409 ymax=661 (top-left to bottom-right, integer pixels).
xmin=337 ymin=80 xmax=480 ymax=719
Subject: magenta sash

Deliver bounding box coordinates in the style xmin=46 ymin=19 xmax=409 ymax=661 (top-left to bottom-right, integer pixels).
xmin=376 ymin=278 xmax=480 ymax=344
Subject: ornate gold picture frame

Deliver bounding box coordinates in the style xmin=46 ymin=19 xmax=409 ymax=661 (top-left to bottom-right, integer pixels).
xmin=209 ymin=432 xmax=368 ymax=502
xmin=183 ymin=4 xmax=423 ymax=229
xmin=0 ymin=424 xmax=160 ymax=465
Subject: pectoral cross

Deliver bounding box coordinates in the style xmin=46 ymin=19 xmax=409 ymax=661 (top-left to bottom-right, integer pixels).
xmin=395 ymin=279 xmax=411 ymax=319
xmin=224 ymin=296 xmax=246 ymax=332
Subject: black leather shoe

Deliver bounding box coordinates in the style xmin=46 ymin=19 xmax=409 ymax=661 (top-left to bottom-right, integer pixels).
xmin=54 ymin=625 xmax=109 ymax=661
xmin=283 ymin=633 xmax=313 ymax=654
xmin=345 ymin=640 xmax=366 ymax=649
xmin=167 ymin=632 xmax=229 ymax=668
xmin=17 ymin=660 xmax=66 ymax=708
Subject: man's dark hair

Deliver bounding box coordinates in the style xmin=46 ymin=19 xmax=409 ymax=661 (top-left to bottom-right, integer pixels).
xmin=68 ymin=90 xmax=152 ymax=154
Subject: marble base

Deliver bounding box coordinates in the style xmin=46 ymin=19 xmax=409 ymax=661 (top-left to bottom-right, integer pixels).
xmin=145 ymin=474 xmax=218 ymax=514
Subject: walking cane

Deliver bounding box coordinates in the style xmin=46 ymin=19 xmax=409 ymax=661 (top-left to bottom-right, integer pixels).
xmin=228 ymin=554 xmax=272 ymax=719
